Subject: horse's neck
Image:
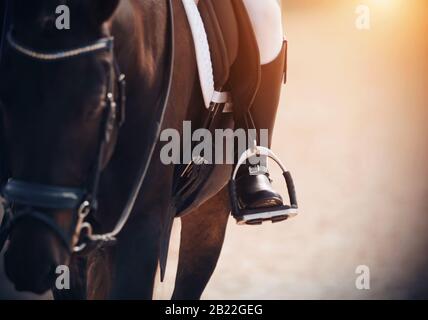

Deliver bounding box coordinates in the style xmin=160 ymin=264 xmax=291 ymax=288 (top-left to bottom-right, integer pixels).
xmin=112 ymin=0 xmax=169 ymax=99
xmin=97 ymin=1 xmax=172 ymax=227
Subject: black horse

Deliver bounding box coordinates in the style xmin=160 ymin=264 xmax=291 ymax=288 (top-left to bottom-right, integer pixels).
xmin=0 ymin=0 xmax=234 ymax=299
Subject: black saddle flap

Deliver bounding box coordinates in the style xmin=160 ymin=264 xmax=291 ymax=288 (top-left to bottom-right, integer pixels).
xmin=198 ymin=0 xmax=238 ymax=89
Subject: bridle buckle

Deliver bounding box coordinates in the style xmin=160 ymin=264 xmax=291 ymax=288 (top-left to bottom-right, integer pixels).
xmin=78 ymin=200 xmax=92 ymax=218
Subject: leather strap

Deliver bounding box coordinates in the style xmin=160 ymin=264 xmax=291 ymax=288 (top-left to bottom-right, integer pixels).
xmin=3 ymin=180 xmax=86 ymax=210
xmin=0 ymin=0 xmax=10 ymax=62
xmin=12 ymin=209 xmax=77 ymax=251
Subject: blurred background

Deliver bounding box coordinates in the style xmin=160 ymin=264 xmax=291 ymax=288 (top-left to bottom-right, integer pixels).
xmin=2 ymin=0 xmax=428 ymax=299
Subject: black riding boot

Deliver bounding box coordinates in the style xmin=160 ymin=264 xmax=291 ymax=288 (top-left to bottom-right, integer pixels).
xmin=234 ymin=41 xmax=293 ymax=225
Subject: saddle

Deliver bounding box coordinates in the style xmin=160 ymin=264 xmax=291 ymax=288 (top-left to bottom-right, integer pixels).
xmin=173 ymin=0 xmax=262 ymax=211
xmin=195 ymin=0 xmax=261 ymax=117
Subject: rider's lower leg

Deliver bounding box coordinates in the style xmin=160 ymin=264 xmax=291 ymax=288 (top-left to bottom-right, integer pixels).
xmin=232 ymin=41 xmax=297 ymax=225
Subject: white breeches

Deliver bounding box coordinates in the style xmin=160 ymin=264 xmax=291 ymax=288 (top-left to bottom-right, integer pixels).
xmin=242 ymin=0 xmax=284 ymax=65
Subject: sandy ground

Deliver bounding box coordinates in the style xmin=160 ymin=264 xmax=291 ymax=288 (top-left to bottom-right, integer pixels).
xmin=1 ymin=0 xmax=428 ymax=300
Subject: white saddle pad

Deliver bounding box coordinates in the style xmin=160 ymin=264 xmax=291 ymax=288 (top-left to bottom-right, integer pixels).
xmin=181 ymin=0 xmax=232 ymax=113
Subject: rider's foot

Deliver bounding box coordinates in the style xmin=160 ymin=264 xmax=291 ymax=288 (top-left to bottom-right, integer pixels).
xmin=230 ymin=41 xmax=297 ymax=225
xmin=233 ymin=162 xmax=294 ymax=225
xmin=237 ymin=167 xmax=283 ymax=209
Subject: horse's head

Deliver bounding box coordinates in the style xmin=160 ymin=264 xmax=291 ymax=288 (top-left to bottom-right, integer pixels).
xmin=0 ymin=0 xmax=121 ymax=293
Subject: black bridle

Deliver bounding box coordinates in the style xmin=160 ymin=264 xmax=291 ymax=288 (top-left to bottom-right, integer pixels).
xmin=0 ymin=30 xmax=126 ymax=253
xmin=0 ymin=0 xmax=175 ymax=254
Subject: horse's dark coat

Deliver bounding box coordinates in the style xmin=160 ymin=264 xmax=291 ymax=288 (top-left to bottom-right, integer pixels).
xmin=0 ymin=0 xmax=231 ymax=299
